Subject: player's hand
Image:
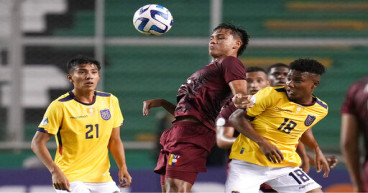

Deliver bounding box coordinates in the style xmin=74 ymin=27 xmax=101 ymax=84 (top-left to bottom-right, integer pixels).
xmin=51 ymin=167 xmax=70 ymax=192
xmin=326 ymin=155 xmax=338 ymax=169
xmin=314 ymin=148 xmax=330 ymax=178
xmin=232 ymin=94 xmax=254 ymax=109
xmin=142 ymin=100 xmax=152 ymax=116
xmin=258 ymin=140 xmax=284 ymax=163
xmin=118 ymin=167 xmax=132 ymax=187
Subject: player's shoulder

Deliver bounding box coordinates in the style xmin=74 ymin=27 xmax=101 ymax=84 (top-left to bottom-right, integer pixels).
xmin=349 ymin=76 xmax=368 ymax=92
xmin=314 ymin=96 xmax=328 ymax=110
xmin=96 ymin=90 xmax=112 ymax=97
xmin=55 ymin=92 xmax=73 ymax=103
xmin=218 ymin=56 xmax=242 ymax=66
xmin=96 ymin=90 xmax=119 ymax=101
xmin=46 ymin=92 xmax=72 ymax=109
xmin=258 ymin=86 xmax=285 ymax=96
xmin=223 ymin=56 xmax=243 ymax=64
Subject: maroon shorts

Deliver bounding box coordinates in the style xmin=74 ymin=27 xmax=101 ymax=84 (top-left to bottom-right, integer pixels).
xmin=154 ymin=121 xmax=216 ymax=184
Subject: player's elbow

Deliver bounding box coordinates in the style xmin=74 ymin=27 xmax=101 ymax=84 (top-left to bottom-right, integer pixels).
xmin=31 ymin=136 xmax=40 ymax=153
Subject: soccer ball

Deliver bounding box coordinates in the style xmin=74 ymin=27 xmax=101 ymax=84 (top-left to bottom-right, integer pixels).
xmin=133 ymin=4 xmax=173 ymax=36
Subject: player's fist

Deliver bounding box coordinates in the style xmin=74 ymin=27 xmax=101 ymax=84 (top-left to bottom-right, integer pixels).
xmin=232 ymin=94 xmax=254 ymax=109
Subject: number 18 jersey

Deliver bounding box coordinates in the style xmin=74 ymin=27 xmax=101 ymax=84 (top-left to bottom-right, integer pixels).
xmin=230 ymin=87 xmax=328 ymax=167
xmin=38 ymin=91 xmax=124 ymax=182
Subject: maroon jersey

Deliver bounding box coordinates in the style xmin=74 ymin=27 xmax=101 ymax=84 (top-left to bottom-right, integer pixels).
xmin=175 ymin=56 xmax=247 ymax=131
xmin=217 ymin=98 xmax=237 ymax=127
xmin=341 ymin=76 xmax=368 ymax=161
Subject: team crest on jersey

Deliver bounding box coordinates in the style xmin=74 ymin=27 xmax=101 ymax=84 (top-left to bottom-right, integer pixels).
xmin=100 ymin=109 xmax=111 ymax=120
xmin=168 ymin=154 xmax=180 ymax=166
xmin=304 ymin=115 xmax=316 ymax=126
xmin=40 ymin=116 xmax=48 ymax=126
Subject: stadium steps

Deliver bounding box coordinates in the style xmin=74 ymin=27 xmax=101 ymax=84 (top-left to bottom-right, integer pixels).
xmin=286 ymin=2 xmax=368 ymax=11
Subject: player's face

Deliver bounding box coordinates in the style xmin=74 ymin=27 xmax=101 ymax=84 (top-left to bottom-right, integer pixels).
xmin=268 ymin=67 xmax=289 ymax=86
xmin=286 ymin=70 xmax=317 ymax=104
xmin=209 ymin=29 xmax=241 ymax=59
xmin=67 ymin=63 xmax=100 ymax=92
xmin=246 ymin=71 xmax=270 ymax=95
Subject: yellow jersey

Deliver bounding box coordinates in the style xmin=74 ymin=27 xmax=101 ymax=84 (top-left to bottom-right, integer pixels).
xmin=38 ymin=91 xmax=124 ymax=182
xmin=230 ymin=87 xmax=328 ymax=167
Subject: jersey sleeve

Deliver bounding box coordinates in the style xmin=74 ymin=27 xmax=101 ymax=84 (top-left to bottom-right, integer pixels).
xmin=341 ymin=82 xmax=357 ymax=115
xmin=221 ymin=56 xmax=247 ymax=83
xmin=111 ymin=95 xmax=124 ymax=128
xmin=246 ymin=87 xmax=275 ymax=118
xmin=38 ymin=100 xmax=63 ymax=135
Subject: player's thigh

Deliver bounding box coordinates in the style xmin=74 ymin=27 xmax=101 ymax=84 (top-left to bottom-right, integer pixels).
xmin=88 ymin=181 xmax=120 ymax=193
xmin=54 ymin=181 xmax=89 ymax=193
xmin=266 ymin=168 xmax=321 ymax=193
xmin=225 ymin=159 xmax=264 ymax=193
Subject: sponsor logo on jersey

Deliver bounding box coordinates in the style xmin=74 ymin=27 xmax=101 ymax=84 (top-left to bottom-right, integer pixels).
xmin=100 ymin=109 xmax=111 ymax=120
xmin=168 ymin=154 xmax=180 ymax=166
xmin=275 ymin=107 xmax=293 ymax=113
xmin=40 ymin=117 xmax=48 ymax=126
xmin=70 ymin=115 xmax=88 ymax=119
xmin=240 ymin=147 xmax=245 ymax=154
xmin=304 ymin=114 xmax=316 ymax=126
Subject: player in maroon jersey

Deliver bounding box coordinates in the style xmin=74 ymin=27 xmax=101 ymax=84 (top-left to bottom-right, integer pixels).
xmin=216 ymin=66 xmax=270 ymax=149
xmin=341 ymin=76 xmax=368 ymax=192
xmin=142 ymin=23 xmax=251 ymax=193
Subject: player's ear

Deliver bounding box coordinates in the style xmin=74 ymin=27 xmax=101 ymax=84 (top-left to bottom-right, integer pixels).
xmin=66 ymin=74 xmax=73 ymax=83
xmin=233 ymin=40 xmax=242 ymax=50
xmin=313 ymin=80 xmax=319 ymax=88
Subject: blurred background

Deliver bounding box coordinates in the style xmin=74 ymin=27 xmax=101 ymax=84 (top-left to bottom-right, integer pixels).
xmin=0 ymin=0 xmax=367 ymax=192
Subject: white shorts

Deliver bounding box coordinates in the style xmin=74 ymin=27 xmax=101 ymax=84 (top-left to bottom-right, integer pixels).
xmin=225 ymin=159 xmax=321 ymax=193
xmin=54 ymin=181 xmax=120 ymax=193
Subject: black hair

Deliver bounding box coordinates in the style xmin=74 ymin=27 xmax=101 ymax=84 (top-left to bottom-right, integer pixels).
xmin=266 ymin=63 xmax=289 ymax=74
xmin=213 ymin=22 xmax=250 ymax=57
xmin=289 ymin=58 xmax=325 ymax=75
xmin=66 ymin=55 xmax=101 ymax=73
xmin=247 ymin=66 xmax=266 ymax=73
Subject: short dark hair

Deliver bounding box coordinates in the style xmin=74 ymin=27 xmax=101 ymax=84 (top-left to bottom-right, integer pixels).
xmin=290 ymin=58 xmax=325 ymax=75
xmin=266 ymin=63 xmax=289 ymax=74
xmin=247 ymin=66 xmax=266 ymax=73
xmin=66 ymin=55 xmax=101 ymax=73
xmin=213 ymin=23 xmax=250 ymax=57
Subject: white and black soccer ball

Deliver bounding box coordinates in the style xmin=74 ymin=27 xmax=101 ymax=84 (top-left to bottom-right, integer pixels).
xmin=133 ymin=4 xmax=173 ymax=36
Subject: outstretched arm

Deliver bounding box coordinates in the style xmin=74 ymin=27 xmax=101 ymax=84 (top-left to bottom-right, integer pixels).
xmin=142 ymin=99 xmax=176 ymax=116
xmin=31 ymin=131 xmax=70 ymax=192
xmin=341 ymin=113 xmax=365 ymax=192
xmin=109 ymin=127 xmax=132 ymax=187
xmin=300 ymin=128 xmax=330 ymax=178
xmin=229 ymin=109 xmax=284 ymax=163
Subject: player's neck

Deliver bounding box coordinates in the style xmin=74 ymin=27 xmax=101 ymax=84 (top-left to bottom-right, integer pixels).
xmin=211 ymin=55 xmax=237 ymax=63
xmin=72 ymin=89 xmax=96 ymax=104
xmin=293 ymin=96 xmax=315 ymax=106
